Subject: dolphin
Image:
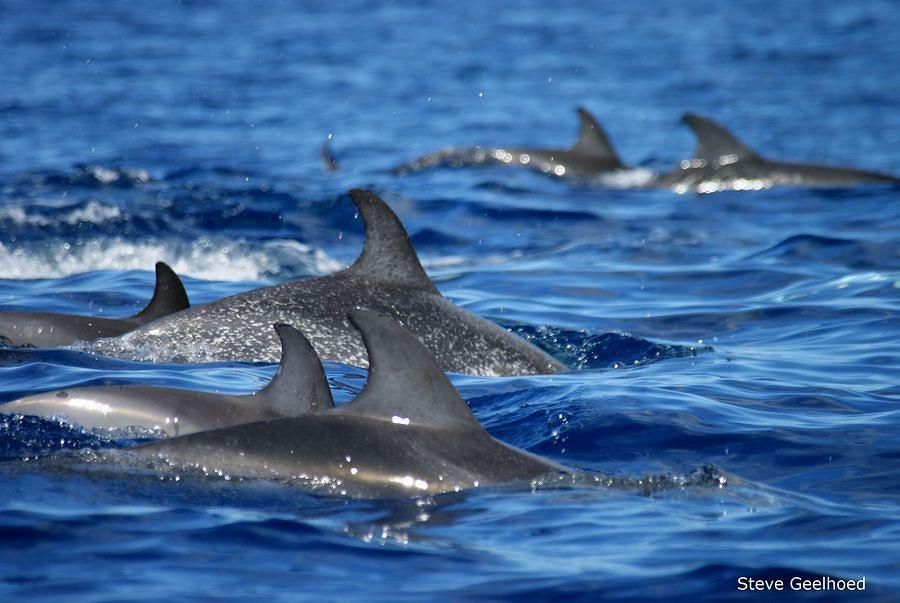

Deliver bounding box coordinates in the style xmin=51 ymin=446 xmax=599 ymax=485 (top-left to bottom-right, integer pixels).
xmin=0 ymin=324 xmax=333 ymax=436
xmin=132 ymin=310 xmax=569 ymax=498
xmin=392 ymin=107 xmax=626 ymax=179
xmin=87 ymin=189 xmax=564 ymax=377
xmin=656 ymin=113 xmax=900 ymax=193
xmin=0 ymin=262 xmax=190 ymax=348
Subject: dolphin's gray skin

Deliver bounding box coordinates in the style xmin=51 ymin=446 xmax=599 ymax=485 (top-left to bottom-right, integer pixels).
xmin=393 ymin=107 xmax=626 ymax=179
xmin=1 ymin=324 xmax=333 ymax=436
xmin=0 ymin=262 xmax=190 ymax=348
xmin=656 ymin=113 xmax=900 ymax=193
xmin=88 ymin=190 xmax=564 ymax=377
xmin=135 ymin=311 xmax=568 ymax=498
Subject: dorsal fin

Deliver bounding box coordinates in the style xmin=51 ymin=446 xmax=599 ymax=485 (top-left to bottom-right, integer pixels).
xmin=132 ymin=262 xmax=191 ymax=323
xmin=256 ymin=324 xmax=334 ymax=415
xmin=345 ymin=189 xmax=439 ymax=294
xmin=321 ymin=135 xmax=339 ymax=171
xmin=570 ymin=107 xmax=624 ymax=167
xmin=682 ymin=113 xmax=760 ymax=163
xmin=341 ymin=310 xmax=482 ymax=431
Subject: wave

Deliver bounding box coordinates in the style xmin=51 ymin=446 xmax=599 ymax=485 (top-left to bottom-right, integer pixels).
xmin=746 ymin=233 xmax=900 ymax=269
xmin=506 ymin=324 xmax=709 ymax=371
xmin=0 ymin=200 xmax=123 ymax=228
xmin=12 ymin=164 xmax=152 ymax=189
xmin=0 ymin=238 xmax=342 ymax=281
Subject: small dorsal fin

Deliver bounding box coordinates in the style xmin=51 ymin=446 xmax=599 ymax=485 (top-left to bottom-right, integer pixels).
xmin=570 ymin=107 xmax=624 ymax=167
xmin=345 ymin=189 xmax=439 ymax=294
xmin=682 ymin=113 xmax=760 ymax=163
xmin=341 ymin=310 xmax=482 ymax=430
xmin=321 ymin=135 xmax=339 ymax=171
xmin=132 ymin=262 xmax=191 ymax=323
xmin=256 ymin=324 xmax=334 ymax=415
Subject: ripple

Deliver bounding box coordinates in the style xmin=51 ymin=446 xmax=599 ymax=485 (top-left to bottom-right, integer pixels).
xmin=507 ymin=324 xmax=709 ymax=370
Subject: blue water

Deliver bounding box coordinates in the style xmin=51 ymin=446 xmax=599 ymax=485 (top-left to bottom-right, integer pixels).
xmin=1 ymin=0 xmax=899 ymax=600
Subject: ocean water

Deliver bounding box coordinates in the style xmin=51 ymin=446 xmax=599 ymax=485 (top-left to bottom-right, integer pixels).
xmin=1 ymin=0 xmax=899 ymax=600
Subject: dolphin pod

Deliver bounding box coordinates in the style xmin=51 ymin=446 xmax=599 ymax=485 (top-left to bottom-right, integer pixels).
xmin=129 ymin=311 xmax=570 ymax=498
xmin=1 ymin=323 xmax=333 ymax=436
xmin=387 ymin=108 xmax=898 ymax=191
xmin=87 ymin=189 xmax=565 ymax=377
xmin=393 ymin=107 xmax=627 ymax=179
xmin=0 ymin=262 xmax=190 ymax=348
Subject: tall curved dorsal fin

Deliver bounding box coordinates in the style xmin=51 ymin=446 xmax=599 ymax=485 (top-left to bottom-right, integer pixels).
xmin=345 ymin=189 xmax=438 ymax=294
xmin=342 ymin=310 xmax=482 ymax=431
xmin=132 ymin=262 xmax=191 ymax=323
xmin=682 ymin=113 xmax=760 ymax=163
xmin=570 ymin=107 xmax=624 ymax=167
xmin=256 ymin=324 xmax=334 ymax=415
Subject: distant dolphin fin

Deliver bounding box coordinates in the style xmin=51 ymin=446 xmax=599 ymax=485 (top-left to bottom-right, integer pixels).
xmin=682 ymin=113 xmax=760 ymax=162
xmin=343 ymin=310 xmax=483 ymax=431
xmin=131 ymin=262 xmax=191 ymax=323
xmin=570 ymin=107 xmax=624 ymax=167
xmin=257 ymin=323 xmax=334 ymax=415
xmin=321 ymin=135 xmax=339 ymax=171
xmin=345 ymin=189 xmax=439 ymax=294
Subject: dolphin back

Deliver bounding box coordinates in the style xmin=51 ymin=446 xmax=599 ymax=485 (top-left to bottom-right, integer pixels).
xmin=0 ymin=323 xmax=334 ymax=434
xmin=0 ymin=262 xmax=190 ymax=348
xmin=133 ymin=312 xmax=564 ymax=497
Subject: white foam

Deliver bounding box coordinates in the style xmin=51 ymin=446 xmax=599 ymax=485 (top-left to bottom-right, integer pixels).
xmin=0 ymin=201 xmax=122 ymax=227
xmin=64 ymin=202 xmax=123 ymax=225
xmin=595 ymin=167 xmax=658 ymax=189
xmin=85 ymin=166 xmax=150 ymax=185
xmin=422 ymin=250 xmax=524 ymax=270
xmin=0 ymin=238 xmax=342 ymax=281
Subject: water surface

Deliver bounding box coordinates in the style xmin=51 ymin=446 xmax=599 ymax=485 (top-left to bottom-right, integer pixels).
xmin=1 ymin=0 xmax=899 ymax=600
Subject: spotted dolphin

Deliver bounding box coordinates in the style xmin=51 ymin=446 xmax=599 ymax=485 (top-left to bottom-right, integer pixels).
xmin=656 ymin=113 xmax=900 ymax=193
xmin=0 ymin=262 xmax=190 ymax=348
xmin=88 ymin=190 xmax=564 ymax=376
xmin=393 ymin=107 xmax=626 ymax=179
xmin=1 ymin=324 xmax=333 ymax=436
xmin=133 ymin=311 xmax=569 ymax=498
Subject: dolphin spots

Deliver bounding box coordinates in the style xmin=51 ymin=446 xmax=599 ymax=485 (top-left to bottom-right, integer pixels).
xmin=87 ymin=190 xmax=565 ymax=377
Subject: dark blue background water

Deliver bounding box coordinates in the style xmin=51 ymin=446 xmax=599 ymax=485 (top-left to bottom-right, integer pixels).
xmin=1 ymin=1 xmax=899 ymax=600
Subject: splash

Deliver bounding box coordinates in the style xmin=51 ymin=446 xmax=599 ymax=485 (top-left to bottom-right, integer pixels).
xmin=0 ymin=238 xmax=342 ymax=281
